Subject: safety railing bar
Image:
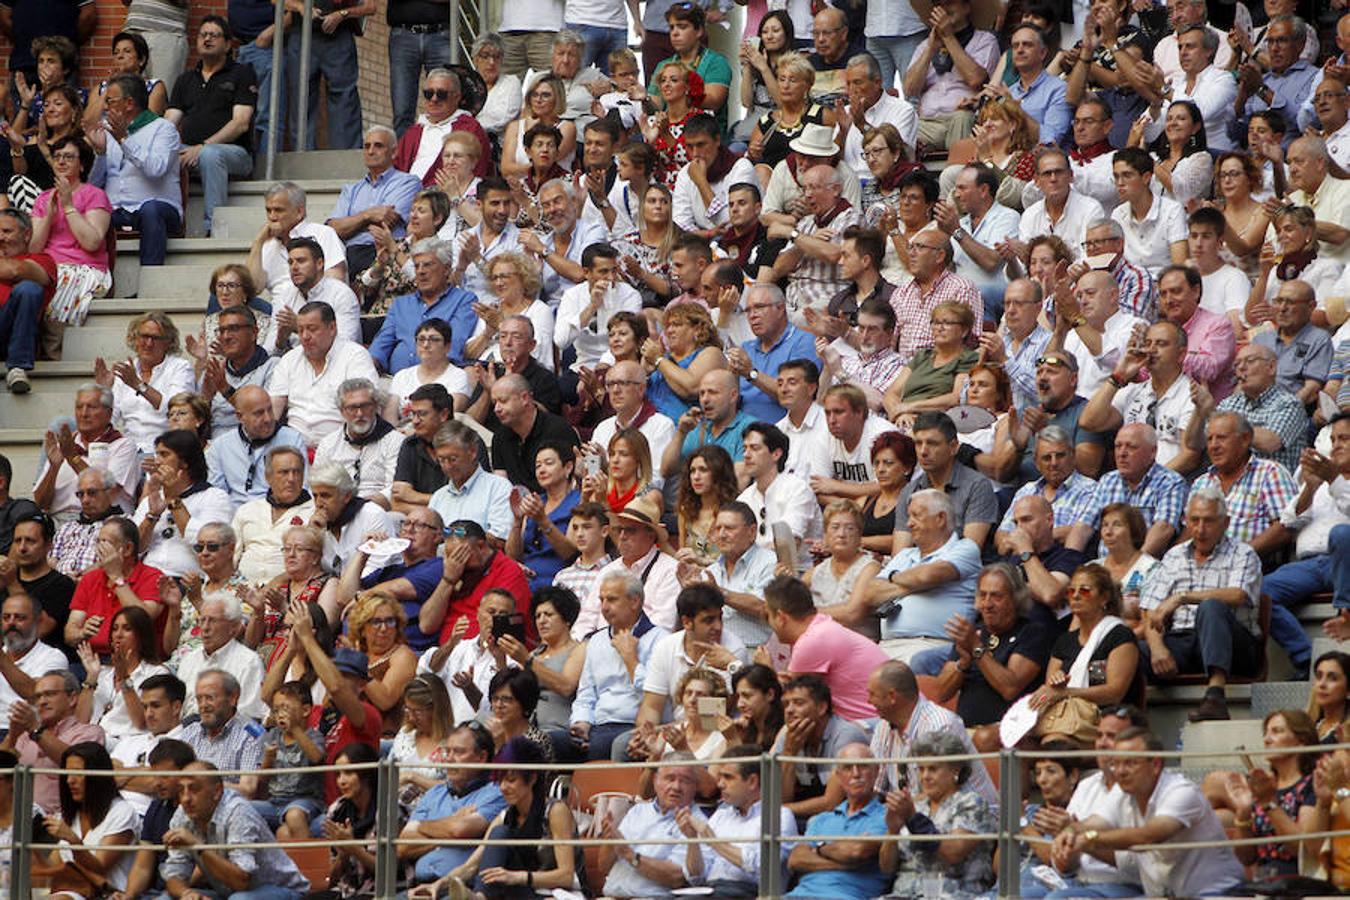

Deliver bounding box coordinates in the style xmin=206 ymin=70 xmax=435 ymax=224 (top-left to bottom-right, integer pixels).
xmin=295 ymin=0 xmax=313 ymax=151
xmin=27 ymin=761 xmax=381 ymax=777
xmin=392 ymin=833 xmax=1005 ymax=847
xmin=1020 ymin=828 xmax=1350 ymax=851
xmin=262 ymin=0 xmax=286 ymax=180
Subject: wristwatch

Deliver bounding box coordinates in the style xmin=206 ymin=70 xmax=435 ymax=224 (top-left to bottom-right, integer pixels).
xmin=749 ymin=368 xmax=760 ymax=383
xmin=1019 ymin=550 xmax=1034 ymax=564
xmin=972 ymin=643 xmax=987 ymax=660
xmin=789 ymin=228 xmax=801 ymax=244
xmin=952 ymin=227 xmax=968 ymax=242
xmin=1336 ymin=788 xmax=1350 ymax=802
xmin=1083 ymin=829 xmax=1100 ymax=847
xmin=28 ymin=725 xmax=44 ymax=741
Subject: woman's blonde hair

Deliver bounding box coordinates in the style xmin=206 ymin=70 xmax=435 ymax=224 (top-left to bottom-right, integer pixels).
xmin=348 ymin=591 xmax=408 ymax=651
xmin=125 ymin=311 xmax=181 ymax=355
xmin=524 ymin=73 xmax=567 ymax=118
xmin=488 ymin=251 xmax=542 ymax=300
xmin=676 ymin=666 xmax=730 ymax=704
xmin=283 ymin=525 xmax=324 ymax=555
xmin=931 ymin=300 xmax=975 ymax=334
xmin=608 ymin=427 xmax=653 ymax=493
xmin=441 ymin=130 xmax=482 ymax=160
xmin=822 ymin=498 xmax=864 ymax=530
xmin=642 ymin=182 xmax=681 ymax=261
xmin=977 ymin=97 xmax=1035 ymax=153
xmin=664 ymin=303 xmax=721 ymax=351
xmin=775 ymin=51 xmax=815 ymax=88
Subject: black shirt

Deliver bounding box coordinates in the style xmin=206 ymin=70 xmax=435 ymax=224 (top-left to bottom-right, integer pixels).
xmin=0 ymin=0 xmax=84 ymax=73
xmin=476 ymin=359 xmax=564 ymax=428
xmin=1001 ymin=542 xmax=1086 ymax=631
xmin=22 ymin=568 xmax=76 ymax=663
xmin=950 ymin=617 xmax=1053 ymax=726
xmin=1051 ymin=621 xmax=1144 ymax=706
xmin=228 ymin=0 xmax=276 ymax=42
xmin=394 ymin=434 xmax=446 ymax=497
xmin=169 ymin=58 xmax=258 ymax=151
xmin=491 ymin=410 xmax=581 ymax=492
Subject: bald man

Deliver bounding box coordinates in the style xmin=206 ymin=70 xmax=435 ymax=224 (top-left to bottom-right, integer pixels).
xmin=1091 ymin=422 xmax=1190 ymax=556
xmin=1277 ymin=137 xmax=1350 ymax=262
xmin=1001 ymin=495 xmax=1083 ymax=621
xmin=488 ymin=372 xmax=580 ymax=492
xmin=205 ymin=385 xmax=308 ymax=507
xmin=1056 ymin=268 xmax=1149 ymax=396
xmin=662 ymin=369 xmax=756 ymax=479
xmin=589 ymin=360 xmax=678 ymax=479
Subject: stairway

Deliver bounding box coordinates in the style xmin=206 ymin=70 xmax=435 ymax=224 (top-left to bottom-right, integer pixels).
xmin=6 ymin=148 xmax=369 ymax=497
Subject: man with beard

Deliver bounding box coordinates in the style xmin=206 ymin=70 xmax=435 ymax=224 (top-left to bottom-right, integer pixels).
xmin=450 ymin=177 xmax=522 ymax=301
xmin=0 ymin=592 xmax=67 ymax=721
xmin=338 ymin=506 xmax=446 ymax=653
xmin=2 ymin=514 xmax=76 ymax=662
xmin=198 ymin=305 xmax=282 ymax=435
xmin=50 ymin=468 xmax=126 ymax=579
xmin=1007 ymin=349 xmax=1109 ymax=484
xmin=818 ymin=298 xmax=906 ymax=411
xmin=391 ymin=384 xmax=454 ymax=514
xmin=33 ymin=384 xmax=140 ymax=520
xmin=271 ymin=238 xmax=363 ymax=349
xmin=206 ymin=385 xmax=307 ymax=508
xmin=314 ymin=378 xmax=406 ymax=505
xmin=230 ymin=446 xmax=314 ymax=584
xmin=176 ymin=670 xmax=263 ymax=796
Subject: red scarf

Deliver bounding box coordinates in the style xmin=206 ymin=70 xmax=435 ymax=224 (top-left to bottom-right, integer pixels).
xmin=1277 ymin=246 xmax=1318 ymax=281
xmin=607 ymin=479 xmax=640 ymax=513
xmin=815 ymin=197 xmax=852 ymax=228
xmin=878 ymin=159 xmax=922 ymax=193
xmin=69 ymin=425 xmax=124 ymax=456
xmin=1070 ymin=140 xmax=1113 ymax=165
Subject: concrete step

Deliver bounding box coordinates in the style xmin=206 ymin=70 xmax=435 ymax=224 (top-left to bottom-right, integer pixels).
xmin=265 ymin=150 xmax=366 ymax=182
xmin=83 ymin=297 xmax=208 ymax=340
xmin=208 ymin=204 xmax=267 ymax=240
xmin=116 ymin=264 xmax=219 ymax=300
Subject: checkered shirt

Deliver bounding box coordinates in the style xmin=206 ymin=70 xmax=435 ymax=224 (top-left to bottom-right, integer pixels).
xmin=890 ymin=269 xmax=983 ymax=366
xmin=1138 ymin=536 xmax=1263 ymax=635
xmin=999 ymin=471 xmax=1100 ymax=532
xmin=785 ymin=207 xmax=862 ymax=322
xmin=1092 ymin=463 xmax=1189 ymax=531
xmin=1216 ymin=385 xmax=1310 ymax=473
xmin=840 ymin=347 xmax=908 ymax=395
xmin=1191 ymin=457 xmax=1298 ymax=546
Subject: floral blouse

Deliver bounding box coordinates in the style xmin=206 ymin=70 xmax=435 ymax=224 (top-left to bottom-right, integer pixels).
xmin=890 ymin=788 xmax=997 ymax=896
xmin=1254 ymin=772 xmax=1316 ymax=874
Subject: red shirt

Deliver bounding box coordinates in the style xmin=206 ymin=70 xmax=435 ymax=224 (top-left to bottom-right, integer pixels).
xmin=69 ymin=562 xmax=164 ymax=655
xmin=0 ymin=252 xmax=57 ymax=309
xmin=308 ymin=699 xmax=382 ymax=803
xmin=438 ymin=551 xmax=532 ymax=643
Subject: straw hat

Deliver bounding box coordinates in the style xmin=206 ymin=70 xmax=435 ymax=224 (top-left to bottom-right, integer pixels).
xmin=611 ymin=492 xmax=671 ymax=546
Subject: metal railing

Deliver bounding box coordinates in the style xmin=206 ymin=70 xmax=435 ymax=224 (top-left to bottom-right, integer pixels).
xmin=6 ymin=741 xmax=1350 ymax=899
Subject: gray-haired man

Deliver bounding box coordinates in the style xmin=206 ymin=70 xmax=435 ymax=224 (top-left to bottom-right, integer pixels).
xmin=314 ymin=378 xmax=406 ymax=504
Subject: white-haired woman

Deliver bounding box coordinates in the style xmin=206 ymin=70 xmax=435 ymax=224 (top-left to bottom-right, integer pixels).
xmin=465 ymin=252 xmax=555 ymax=371
xmin=309 ymin=462 xmax=393 ymax=595
xmin=93 ymin=312 xmax=196 ymax=455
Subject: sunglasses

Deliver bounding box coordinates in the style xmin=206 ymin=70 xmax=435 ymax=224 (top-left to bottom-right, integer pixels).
xmin=193 ymin=541 xmax=225 ymax=553
xmin=1035 ymin=356 xmax=1069 ymax=368
xmin=423 ymin=88 xmax=452 ymax=101
xmin=446 ymin=525 xmax=473 ymax=538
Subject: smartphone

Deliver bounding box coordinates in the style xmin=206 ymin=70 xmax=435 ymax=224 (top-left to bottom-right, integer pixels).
xmin=583 ymin=453 xmax=603 ymax=478
xmin=491 ymin=612 xmax=527 ymax=643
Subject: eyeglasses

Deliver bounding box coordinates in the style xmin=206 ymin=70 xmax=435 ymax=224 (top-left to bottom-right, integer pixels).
xmin=192 ymin=541 xmax=225 ymax=553
xmin=1217 ymin=170 xmax=1245 ymax=179
xmin=217 ymin=323 xmax=253 ymax=334
xmin=607 ymin=378 xmax=645 ymax=388
xmin=135 ymin=332 xmax=169 ymax=342
xmin=910 ymin=243 xmax=944 ymax=253
xmin=489 ymin=694 xmax=517 ymax=706
xmin=341 ymin=401 xmax=377 ymax=413
xmin=423 ymin=88 xmax=452 ymax=101
xmin=931 ymin=319 xmax=964 ymax=327
xmin=215 ymin=280 xmax=243 ymax=290
xmin=367 ymin=616 xmax=399 ymax=629
xmin=51 ymin=152 xmax=80 ymax=162
xmin=1037 ymin=167 xmax=1069 ymax=177
xmin=402 ymin=519 xmax=442 ymax=534
xmin=281 ymin=544 xmax=316 ymax=555
xmin=861 ymin=148 xmax=888 ymax=160
xmin=489 ymin=273 xmax=516 ymax=282
xmin=1083 ymin=237 xmax=1117 ymax=248
xmin=446 ymin=525 xmax=473 ymax=538
xmin=415 ymin=334 xmax=445 ymax=344
xmin=759 ymin=505 xmax=767 ymax=537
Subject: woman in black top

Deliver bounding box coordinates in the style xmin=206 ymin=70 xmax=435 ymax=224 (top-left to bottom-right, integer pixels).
xmin=746 ymin=51 xmax=835 ymax=180
xmin=859 ymin=431 xmax=915 ymax=554
xmin=315 ymin=742 xmax=387 ymax=899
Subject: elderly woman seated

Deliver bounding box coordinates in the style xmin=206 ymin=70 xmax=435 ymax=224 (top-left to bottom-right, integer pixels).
xmin=880 ymin=730 xmax=997 ymax=896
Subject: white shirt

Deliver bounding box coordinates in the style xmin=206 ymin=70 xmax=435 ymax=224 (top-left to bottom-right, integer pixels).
xmin=701 ymin=801 xmax=797 ymax=886
xmin=34 ymin=433 xmax=140 ymax=521
xmin=132 ymin=486 xmax=236 ymax=577
xmin=270 ymin=340 xmax=380 ymax=447
xmin=270 ymin=277 xmax=362 ymax=349
xmin=643 ymin=628 xmax=749 ymax=722
xmin=1110 ymin=194 xmax=1188 ymax=278
xmin=1281 ymin=470 xmax=1350 ymax=558
xmin=111 ymin=355 xmax=198 ymax=454
xmin=61 ymin=797 xmax=140 ymax=891
xmin=1328 ymin=120 xmax=1350 ymax=170
xmin=1112 ymin=374 xmax=1195 ymax=467
xmin=805 ymin=414 xmax=900 ymax=483
xmin=1066 ymin=772 xmax=1128 ymax=884
xmin=1069 ymin=152 xmax=1121 ymax=212
xmin=313 ymin=425 xmax=408 ymax=501
xmin=0 ymin=641 xmax=67 ymax=721
xmin=1097 ymin=770 xmax=1243 ymax=897
xmin=231 ymin=496 xmax=317 ymax=585
xmin=387 ymin=365 xmax=472 ymax=421
xmin=469 ymin=298 xmax=556 ymax=371
xmin=672 ymin=157 xmax=757 ymax=232
xmin=564 ymin=0 xmax=626 ymax=28
xmin=408 ymin=113 xmax=460 ymax=180
xmin=109 ymin=731 xmax=169 ymax=815
xmin=574 ymin=547 xmax=681 ymax=638
xmin=954 ymin=202 xmax=1020 ymax=290
xmin=90 ymin=660 xmax=172 ymax=748
xmin=1198 ymin=264 xmax=1251 ymax=323
xmin=1150 ymin=66 xmax=1239 ymax=153
xmin=1019 ymin=189 xmax=1104 ymax=256
xmin=321 ymin=502 xmax=396 ymax=575
xmin=591 ymin=409 xmax=677 ymax=486
xmin=1154 ymin=26 xmax=1234 ymax=81
xmin=775 ymin=404 xmax=829 ymax=478
xmin=498 ymin=0 xmax=562 ymax=31
xmin=738 ymin=471 xmax=823 ymax=566
xmin=260 ymin=221 xmax=348 ymax=297
xmin=478 ymin=74 xmax=522 ymax=135
xmin=1065 ymin=311 xmax=1148 ymax=397
xmin=418 ymin=639 xmax=518 ymax=725
xmin=177 ymin=638 xmax=268 ymax=721
xmin=554 ymin=280 xmax=643 ymax=371
xmin=844 ymin=93 xmax=919 ymax=182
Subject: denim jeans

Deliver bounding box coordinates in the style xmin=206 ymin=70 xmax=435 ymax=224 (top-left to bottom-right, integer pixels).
xmin=286 ymin=27 xmax=363 ymax=150
xmin=1265 ymin=553 xmax=1331 ymax=672
xmin=567 ymin=22 xmax=629 ymax=73
xmin=237 ymin=39 xmax=284 ymax=155
xmin=0 ymin=280 xmax=43 ymax=369
xmin=112 ymin=202 xmax=182 ymax=266
xmin=192 ymin=143 xmax=254 ymax=233
xmin=866 ymin=33 xmax=926 ymax=91
xmin=1137 ymin=598 xmax=1260 ymax=679
xmin=388 ymin=25 xmax=454 ymax=135
xmin=154 ymin=887 xmax=303 ymax=900
xmin=909 ymin=645 xmax=949 ymax=677
xmin=413 ymin=844 xmax=475 ymax=883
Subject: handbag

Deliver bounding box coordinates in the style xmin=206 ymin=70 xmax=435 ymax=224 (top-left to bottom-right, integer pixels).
xmin=1033 ymin=695 xmax=1101 ymax=745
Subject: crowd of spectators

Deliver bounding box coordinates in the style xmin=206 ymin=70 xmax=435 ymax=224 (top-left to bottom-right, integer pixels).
xmin=3 ymin=0 xmax=1350 ymax=895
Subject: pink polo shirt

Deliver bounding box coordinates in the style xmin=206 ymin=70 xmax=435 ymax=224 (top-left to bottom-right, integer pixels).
xmin=789 ymin=614 xmax=888 ymax=722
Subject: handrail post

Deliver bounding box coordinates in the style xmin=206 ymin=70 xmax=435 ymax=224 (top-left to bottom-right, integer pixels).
xmin=999 ymin=749 xmax=1022 ymax=899
xmin=759 ymin=752 xmax=782 ymax=899
xmin=374 ymin=756 xmax=399 ymax=897
xmin=295 ymin=0 xmax=315 ymax=151
xmin=10 ymin=766 xmax=31 ymax=898
xmin=263 ymin=0 xmax=286 ymax=180
xmin=449 ymin=0 xmax=461 ymax=64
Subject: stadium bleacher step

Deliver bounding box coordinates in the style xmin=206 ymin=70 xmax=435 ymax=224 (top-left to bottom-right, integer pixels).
xmin=119 ymin=265 xmax=223 ymax=301
xmin=1179 ymin=719 xmax=1264 ymax=780
xmin=261 ymin=149 xmax=366 ymax=181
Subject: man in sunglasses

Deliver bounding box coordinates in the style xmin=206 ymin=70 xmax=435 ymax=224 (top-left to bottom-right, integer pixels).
xmin=337 ymin=506 xmax=446 ymax=654
xmin=50 ymin=469 xmax=124 ymax=579
xmin=418 ymin=519 xmax=530 ymax=646
xmin=1009 ymin=349 xmax=1110 ymax=485
xmin=393 ymin=69 xmax=489 ymax=182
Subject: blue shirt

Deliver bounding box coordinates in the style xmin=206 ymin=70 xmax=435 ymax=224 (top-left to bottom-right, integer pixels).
xmin=362 ymin=557 xmax=444 ymax=652
xmin=1255 ymin=323 xmax=1333 ymax=397
xmin=540 ymin=219 xmax=609 ymax=308
xmin=370 ymin=285 xmax=479 ymax=373
xmin=572 ymin=613 xmax=670 ymax=726
xmin=678 ymin=410 xmax=756 ymax=462
xmin=876 ymin=533 xmax=982 ymax=639
xmin=711 ymin=542 xmax=778 ymax=646
xmin=1009 ymin=70 xmax=1071 ymax=146
xmin=740 ymin=324 xmax=821 ymax=422
xmin=1003 ymin=326 xmax=1052 ymax=413
xmin=787 ymin=796 xmax=891 ymax=899
xmin=520 ymin=489 xmax=580 ymax=592
xmin=104 ymin=115 xmax=183 ymax=214
xmin=428 ymin=467 xmax=514 ymax=540
xmin=1239 ymin=59 xmax=1318 ymax=141
xmin=205 ymin=424 xmax=309 ymax=506
xmin=649 ymin=349 xmax=701 ymax=422
xmin=330 ymin=166 xmax=423 ymax=247
xmin=999 ymin=471 xmax=1099 ymax=533
xmin=411 ymin=777 xmax=507 ymax=827
xmin=1092 ymin=462 xmax=1189 ymax=531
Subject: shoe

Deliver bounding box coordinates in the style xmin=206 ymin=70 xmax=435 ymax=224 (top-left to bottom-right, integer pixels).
xmin=6 ymin=368 xmax=30 ymax=394
xmin=1187 ymin=692 xmax=1230 ymax=722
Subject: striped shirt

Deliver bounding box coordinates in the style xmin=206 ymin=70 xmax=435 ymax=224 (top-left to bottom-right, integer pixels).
xmin=1190 ymin=457 xmax=1299 ymax=547
xmin=1139 ymin=536 xmax=1263 ymax=634
xmin=870 ymin=696 xmax=999 ymax=810
xmin=1004 ymin=326 xmax=1052 ymax=413
xmin=1113 ymin=259 xmax=1158 ymax=323
xmin=999 ymin=471 xmax=1099 ymax=532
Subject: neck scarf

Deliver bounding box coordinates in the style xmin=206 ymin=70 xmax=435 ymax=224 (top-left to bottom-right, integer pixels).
xmin=328 ymin=496 xmax=366 ymax=534
xmin=1277 ymin=245 xmax=1318 ymax=281
xmin=878 ymin=159 xmax=922 ymax=193
xmin=933 ymin=23 xmax=977 ymax=75
xmin=1069 ymin=140 xmax=1112 ymax=165
xmin=237 ymin=423 xmax=276 ymax=450
xmin=607 ymin=479 xmax=640 ymax=513
xmin=67 ymin=425 xmax=124 ymax=457
xmin=706 ymin=145 xmax=739 ymax=184
xmin=127 ymin=109 xmax=158 ymax=135
xmin=346 ymin=416 xmax=394 ymax=447
xmin=78 ymin=504 xmax=123 ymax=526
xmin=267 ymin=488 xmax=311 ymax=509
xmin=815 ymin=197 xmax=852 ymax=228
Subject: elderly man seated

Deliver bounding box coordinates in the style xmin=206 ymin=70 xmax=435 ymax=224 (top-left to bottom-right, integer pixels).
xmin=767 ymin=165 xmax=861 ymax=327
xmin=369 ymin=238 xmax=477 ymax=373
xmin=1091 ymin=423 xmax=1190 ymax=558
xmin=1138 ymin=487 xmax=1264 ymax=722
xmin=50 ymin=467 xmax=126 ymax=577
xmin=784 ymin=743 xmax=891 ymax=899
xmin=394 ymin=68 xmax=490 ymax=183
xmin=245 ymin=182 xmax=348 ymax=297
xmin=313 ymin=378 xmax=406 ymax=506
xmin=870 ymin=489 xmax=982 ymax=664
xmin=309 ymin=462 xmax=393 ymax=574
xmin=230 ymin=445 xmax=312 ymax=585
xmin=65 ymin=517 xmax=163 ymax=659
xmin=33 ymin=384 xmax=140 ymax=520
xmin=1216 ymin=343 xmax=1309 ymax=474
xmin=598 ymin=753 xmax=703 ymax=898
xmin=175 ymin=594 xmax=268 ymax=721
xmin=326 ymin=125 xmax=423 ymax=277
xmin=206 ymin=385 xmax=307 ymax=508
xmin=427 ymin=422 xmax=513 ymax=543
